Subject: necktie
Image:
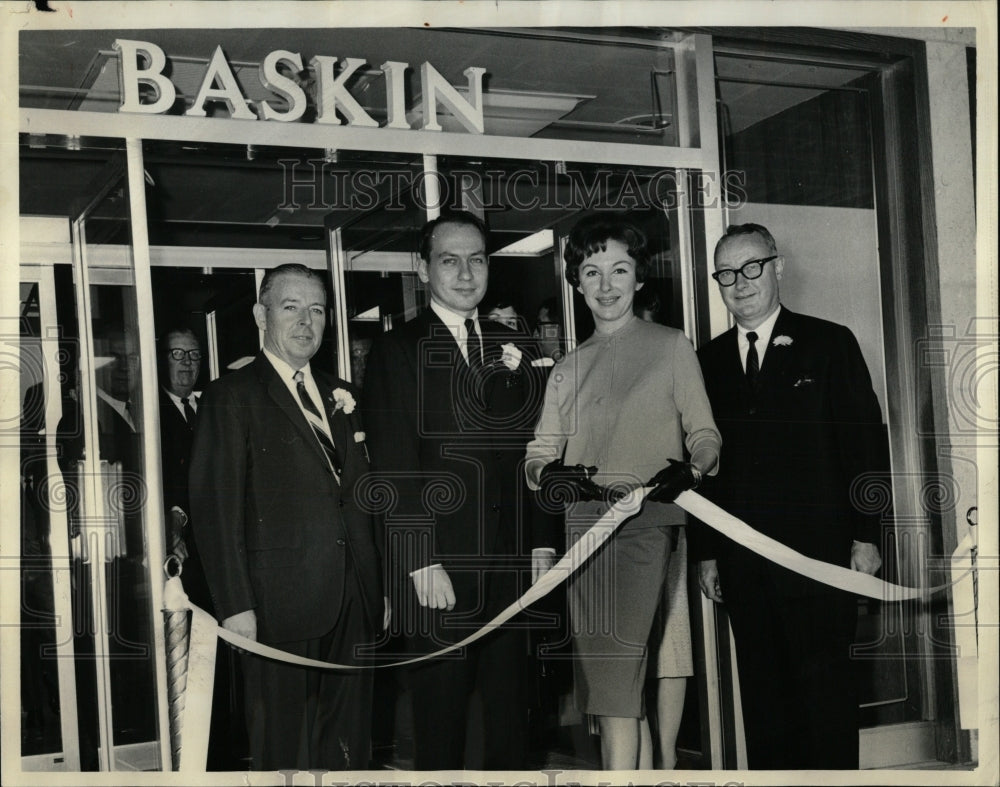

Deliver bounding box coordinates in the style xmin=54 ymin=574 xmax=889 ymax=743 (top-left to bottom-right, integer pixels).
xmin=181 ymin=396 xmax=197 ymax=429
xmin=293 ymin=371 xmax=342 ymax=481
xmin=745 ymin=331 xmax=759 ymax=386
xmin=464 ymin=318 xmax=483 ymax=369
xmin=124 ymin=400 xmax=137 ymax=431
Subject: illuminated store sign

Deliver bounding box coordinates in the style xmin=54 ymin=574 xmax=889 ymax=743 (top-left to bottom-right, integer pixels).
xmin=113 ymin=39 xmax=486 ymax=133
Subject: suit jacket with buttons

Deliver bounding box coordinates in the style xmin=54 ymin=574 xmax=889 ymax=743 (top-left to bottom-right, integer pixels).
xmin=361 ymin=309 xmax=556 ymax=636
xmin=691 ymin=307 xmax=888 ymax=595
xmin=189 ymin=353 xmax=383 ymax=644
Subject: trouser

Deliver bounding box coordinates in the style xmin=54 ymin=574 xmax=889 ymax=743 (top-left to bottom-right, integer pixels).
xmin=724 ymin=565 xmax=860 ymax=769
xmin=241 ymin=565 xmax=373 ymax=771
xmin=406 ymin=624 xmax=529 ymax=770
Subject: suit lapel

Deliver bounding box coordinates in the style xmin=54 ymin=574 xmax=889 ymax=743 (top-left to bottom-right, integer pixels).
xmin=719 ymin=327 xmax=751 ymax=399
xmin=256 ymin=355 xmax=331 ymax=472
xmin=479 ymin=322 xmax=505 ymax=404
xmin=316 ymin=370 xmax=353 ymax=478
xmin=423 ymin=310 xmax=476 ymax=428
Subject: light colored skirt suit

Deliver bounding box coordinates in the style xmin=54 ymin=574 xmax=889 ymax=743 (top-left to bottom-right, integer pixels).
xmin=526 ymin=317 xmax=721 ymax=717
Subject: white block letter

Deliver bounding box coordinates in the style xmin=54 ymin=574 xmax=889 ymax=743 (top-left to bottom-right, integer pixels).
xmin=381 ymin=61 xmax=410 ymax=130
xmin=310 ymin=56 xmax=378 ymax=127
xmin=186 ymin=46 xmax=256 ymax=120
xmin=419 ymin=63 xmax=485 ymax=134
xmin=258 ymin=50 xmax=307 ymax=122
xmin=114 ymin=39 xmax=176 ymax=114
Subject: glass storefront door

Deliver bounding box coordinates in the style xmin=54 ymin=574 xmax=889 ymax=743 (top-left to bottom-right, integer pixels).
xmin=19 ymin=137 xmax=170 ymax=771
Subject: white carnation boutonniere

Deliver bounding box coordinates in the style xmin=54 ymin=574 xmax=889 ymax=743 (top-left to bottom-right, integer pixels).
xmin=330 ymin=387 xmax=357 ymax=415
xmin=499 ymin=343 xmax=523 ymax=372
xmin=353 ymin=430 xmax=371 ymax=462
xmin=772 ymin=335 xmax=793 ymax=347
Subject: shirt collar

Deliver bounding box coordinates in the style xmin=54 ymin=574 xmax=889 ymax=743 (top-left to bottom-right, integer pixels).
xmin=96 ymin=387 xmax=128 ymax=414
xmin=430 ymin=299 xmax=479 ymax=333
xmin=262 ymin=346 xmax=312 ymax=384
xmin=164 ymin=388 xmax=199 ymax=408
xmin=737 ymin=304 xmax=782 ymax=346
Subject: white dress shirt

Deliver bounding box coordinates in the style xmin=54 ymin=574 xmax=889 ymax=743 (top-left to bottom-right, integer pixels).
xmin=163 ymin=388 xmax=201 ymax=422
xmin=430 ymin=299 xmax=482 ymax=363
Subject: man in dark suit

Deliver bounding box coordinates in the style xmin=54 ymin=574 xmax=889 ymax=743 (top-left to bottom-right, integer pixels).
xmin=157 ymin=328 xmax=206 ymax=597
xmin=362 ymin=211 xmax=557 ymax=770
xmin=189 ymin=264 xmax=385 ymax=771
xmin=692 ymin=223 xmax=886 ymax=769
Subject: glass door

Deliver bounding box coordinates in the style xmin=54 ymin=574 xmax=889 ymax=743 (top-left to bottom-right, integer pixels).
xmin=18 ymin=264 xmax=82 ymax=771
xmin=60 ymin=141 xmax=170 ymax=770
xmin=713 ymin=47 xmax=934 ymax=767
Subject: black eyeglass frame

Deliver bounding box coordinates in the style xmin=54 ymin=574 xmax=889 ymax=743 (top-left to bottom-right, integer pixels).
xmin=167 ymin=348 xmax=203 ymax=362
xmin=711 ymin=255 xmax=779 ymax=287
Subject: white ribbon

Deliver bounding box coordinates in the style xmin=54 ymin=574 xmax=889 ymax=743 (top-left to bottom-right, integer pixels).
xmin=192 ymin=488 xmax=975 ymax=670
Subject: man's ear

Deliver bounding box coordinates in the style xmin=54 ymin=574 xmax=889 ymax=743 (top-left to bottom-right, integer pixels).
xmin=252 ymin=302 xmax=267 ymax=332
xmin=774 ymin=256 xmax=786 ymax=279
xmin=416 ymin=259 xmax=430 ymax=284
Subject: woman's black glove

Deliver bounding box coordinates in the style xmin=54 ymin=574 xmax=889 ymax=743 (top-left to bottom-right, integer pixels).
xmin=645 ymin=459 xmax=700 ymax=503
xmin=538 ymin=460 xmax=610 ymax=504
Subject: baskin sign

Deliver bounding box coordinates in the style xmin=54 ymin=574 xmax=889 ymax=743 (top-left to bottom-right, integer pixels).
xmin=113 ymin=39 xmax=486 ymax=133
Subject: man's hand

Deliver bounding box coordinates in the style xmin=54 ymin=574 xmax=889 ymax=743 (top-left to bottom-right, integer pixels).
xmin=850 ymin=541 xmax=881 ymax=575
xmin=531 ymin=548 xmax=555 ymax=585
xmin=382 ymin=595 xmax=391 ymax=631
xmin=698 ymin=560 xmax=723 ymax=603
xmin=538 ymin=460 xmax=609 ymax=504
xmin=411 ymin=564 xmax=456 ymax=610
xmin=222 ymin=609 xmax=257 ymax=641
xmin=168 ymin=506 xmax=189 ymax=560
xmin=645 ymin=459 xmax=700 ymax=504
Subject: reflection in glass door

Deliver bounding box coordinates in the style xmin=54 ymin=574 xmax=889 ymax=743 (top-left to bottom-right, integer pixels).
xmin=60 ymin=144 xmax=168 ymax=770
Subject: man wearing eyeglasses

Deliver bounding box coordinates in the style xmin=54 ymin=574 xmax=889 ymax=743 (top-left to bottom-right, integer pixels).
xmin=691 ymin=223 xmax=887 ymax=769
xmin=158 ymin=328 xmax=203 ymax=568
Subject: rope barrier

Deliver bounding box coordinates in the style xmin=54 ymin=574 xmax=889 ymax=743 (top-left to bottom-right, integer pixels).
xmin=178 ymin=488 xmax=977 ymax=671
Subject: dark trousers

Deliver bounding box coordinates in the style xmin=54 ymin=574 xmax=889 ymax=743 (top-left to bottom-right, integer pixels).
xmin=407 ymin=624 xmax=528 ymax=770
xmin=724 ymin=565 xmax=860 ymax=769
xmin=240 ymin=575 xmax=374 ymax=771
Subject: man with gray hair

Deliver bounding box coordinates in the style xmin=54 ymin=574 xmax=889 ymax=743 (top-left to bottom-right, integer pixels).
xmin=693 ymin=223 xmax=887 ymax=769
xmin=191 ymin=264 xmax=385 ymax=770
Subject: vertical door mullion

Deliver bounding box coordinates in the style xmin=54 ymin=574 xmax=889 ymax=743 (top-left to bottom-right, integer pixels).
xmin=326 ymin=227 xmax=352 ymax=382
xmin=69 ymin=216 xmax=115 ymax=772
xmin=556 ymin=234 xmax=578 ymax=354
xmin=124 ymin=138 xmax=172 ymax=772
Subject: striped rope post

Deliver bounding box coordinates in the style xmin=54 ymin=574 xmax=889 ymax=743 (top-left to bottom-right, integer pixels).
xmin=163 ymin=562 xmax=190 ymax=771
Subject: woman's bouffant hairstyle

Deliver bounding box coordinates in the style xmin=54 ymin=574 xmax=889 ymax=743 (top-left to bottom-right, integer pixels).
xmin=563 ymin=213 xmax=651 ymax=287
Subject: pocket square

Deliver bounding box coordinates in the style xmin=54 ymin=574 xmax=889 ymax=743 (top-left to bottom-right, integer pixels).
xmin=793 ymin=376 xmax=815 ymax=388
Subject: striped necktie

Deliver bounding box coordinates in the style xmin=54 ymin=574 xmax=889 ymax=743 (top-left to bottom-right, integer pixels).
xmin=293 ymin=370 xmax=341 ymax=482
